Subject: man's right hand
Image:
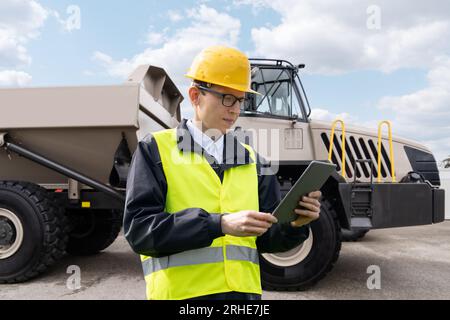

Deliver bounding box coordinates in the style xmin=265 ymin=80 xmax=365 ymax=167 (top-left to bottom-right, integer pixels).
xmin=220 ymin=210 xmax=278 ymax=237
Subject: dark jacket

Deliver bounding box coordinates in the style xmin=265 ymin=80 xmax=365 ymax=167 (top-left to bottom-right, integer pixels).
xmin=123 ymin=119 xmax=310 ymax=299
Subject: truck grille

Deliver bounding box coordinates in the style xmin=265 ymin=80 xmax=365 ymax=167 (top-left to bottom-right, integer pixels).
xmin=320 ymin=132 xmax=393 ymax=180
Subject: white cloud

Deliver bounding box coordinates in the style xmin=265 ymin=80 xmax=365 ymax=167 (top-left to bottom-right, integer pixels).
xmin=0 ymin=0 xmax=49 ymax=68
xmin=146 ymin=31 xmax=166 ymax=46
xmin=311 ymin=55 xmax=450 ymax=160
xmin=82 ymin=70 xmax=95 ymax=77
xmin=167 ymin=10 xmax=183 ymax=23
xmin=94 ymin=5 xmax=241 ymax=79
xmin=378 ymin=56 xmax=450 ymax=127
xmin=310 ymin=108 xmax=358 ymax=123
xmin=232 ymin=0 xmax=270 ymax=15
xmin=92 ymin=51 xmax=133 ymax=78
xmin=144 ymin=27 xmax=170 ymax=47
xmin=423 ymin=137 xmax=450 ymax=162
xmin=93 ymin=5 xmax=242 ymax=117
xmin=0 ymin=29 xmax=31 ymax=66
xmin=0 ymin=70 xmax=32 ymax=86
xmin=244 ymin=0 xmax=450 ymax=74
xmin=377 ymin=56 xmax=450 ymax=160
xmin=0 ymin=0 xmax=49 ymax=37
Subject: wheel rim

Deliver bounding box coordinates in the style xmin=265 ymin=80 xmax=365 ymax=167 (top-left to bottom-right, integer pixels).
xmin=0 ymin=208 xmax=24 ymax=260
xmin=70 ymin=211 xmax=96 ymax=239
xmin=262 ymin=227 xmax=313 ymax=267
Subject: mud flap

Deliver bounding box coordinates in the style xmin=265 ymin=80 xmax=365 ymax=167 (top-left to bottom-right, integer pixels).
xmin=109 ymin=132 xmax=132 ymax=188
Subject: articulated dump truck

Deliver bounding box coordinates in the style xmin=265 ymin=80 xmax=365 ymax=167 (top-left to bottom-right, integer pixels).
xmin=0 ymin=60 xmax=445 ymax=291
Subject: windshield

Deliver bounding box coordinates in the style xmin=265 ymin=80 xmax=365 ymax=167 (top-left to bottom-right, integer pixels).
xmin=242 ymin=67 xmax=304 ymax=120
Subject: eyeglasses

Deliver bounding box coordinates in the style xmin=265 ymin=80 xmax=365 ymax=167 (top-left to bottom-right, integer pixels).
xmin=196 ymin=85 xmax=248 ymax=108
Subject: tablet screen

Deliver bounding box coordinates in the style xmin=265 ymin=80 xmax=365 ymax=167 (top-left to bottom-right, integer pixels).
xmin=272 ymin=161 xmax=337 ymax=225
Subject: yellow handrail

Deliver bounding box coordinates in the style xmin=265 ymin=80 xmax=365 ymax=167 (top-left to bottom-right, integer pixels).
xmin=377 ymin=120 xmax=396 ymax=182
xmin=328 ymin=119 xmax=346 ymax=178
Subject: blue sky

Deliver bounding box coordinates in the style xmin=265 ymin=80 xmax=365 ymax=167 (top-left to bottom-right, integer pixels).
xmin=1 ymin=0 xmax=450 ymax=160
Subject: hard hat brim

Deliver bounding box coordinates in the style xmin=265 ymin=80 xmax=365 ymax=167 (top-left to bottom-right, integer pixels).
xmin=185 ymin=74 xmax=262 ymax=95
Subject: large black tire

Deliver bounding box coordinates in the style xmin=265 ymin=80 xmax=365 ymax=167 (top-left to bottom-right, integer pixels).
xmin=260 ymin=199 xmax=341 ymax=291
xmin=65 ymin=209 xmax=122 ymax=256
xmin=0 ymin=181 xmax=68 ymax=283
xmin=341 ymin=228 xmax=370 ymax=242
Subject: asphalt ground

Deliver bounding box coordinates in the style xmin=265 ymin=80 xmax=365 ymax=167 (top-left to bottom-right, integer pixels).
xmin=1 ymin=221 xmax=449 ymax=300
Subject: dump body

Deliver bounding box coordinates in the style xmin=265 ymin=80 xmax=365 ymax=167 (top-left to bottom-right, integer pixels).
xmin=0 ymin=65 xmax=182 ymax=190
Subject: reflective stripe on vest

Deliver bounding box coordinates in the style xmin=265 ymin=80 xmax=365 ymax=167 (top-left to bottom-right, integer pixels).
xmin=140 ymin=128 xmax=261 ymax=300
xmin=142 ymin=245 xmax=259 ymax=277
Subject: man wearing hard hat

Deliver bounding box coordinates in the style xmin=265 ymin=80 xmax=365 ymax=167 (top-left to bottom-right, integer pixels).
xmin=124 ymin=46 xmax=322 ymax=300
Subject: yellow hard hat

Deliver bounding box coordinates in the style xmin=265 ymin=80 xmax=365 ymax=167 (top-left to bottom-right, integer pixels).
xmin=186 ymin=45 xmax=258 ymax=94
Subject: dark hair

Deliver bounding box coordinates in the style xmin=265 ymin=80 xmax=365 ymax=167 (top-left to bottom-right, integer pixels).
xmin=192 ymin=80 xmax=213 ymax=88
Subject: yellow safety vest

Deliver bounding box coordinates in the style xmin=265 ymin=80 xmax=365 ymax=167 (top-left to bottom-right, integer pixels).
xmin=140 ymin=128 xmax=261 ymax=300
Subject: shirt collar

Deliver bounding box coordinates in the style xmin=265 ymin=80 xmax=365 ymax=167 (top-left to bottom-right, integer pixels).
xmin=186 ymin=119 xmax=224 ymax=151
xmin=176 ymin=118 xmax=254 ymax=167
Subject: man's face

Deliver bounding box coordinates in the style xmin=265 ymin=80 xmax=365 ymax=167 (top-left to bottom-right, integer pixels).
xmin=189 ymin=84 xmax=244 ymax=135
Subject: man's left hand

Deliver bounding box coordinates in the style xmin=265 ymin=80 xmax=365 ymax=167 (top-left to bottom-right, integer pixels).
xmin=291 ymin=190 xmax=322 ymax=228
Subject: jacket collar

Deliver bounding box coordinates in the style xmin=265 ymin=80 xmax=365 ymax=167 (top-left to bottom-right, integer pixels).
xmin=176 ymin=118 xmax=254 ymax=168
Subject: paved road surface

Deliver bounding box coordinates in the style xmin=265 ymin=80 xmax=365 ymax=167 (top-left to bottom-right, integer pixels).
xmin=1 ymin=221 xmax=449 ymax=300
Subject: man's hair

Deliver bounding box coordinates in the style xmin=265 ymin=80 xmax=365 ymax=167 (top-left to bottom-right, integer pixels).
xmin=192 ymin=80 xmax=213 ymax=88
